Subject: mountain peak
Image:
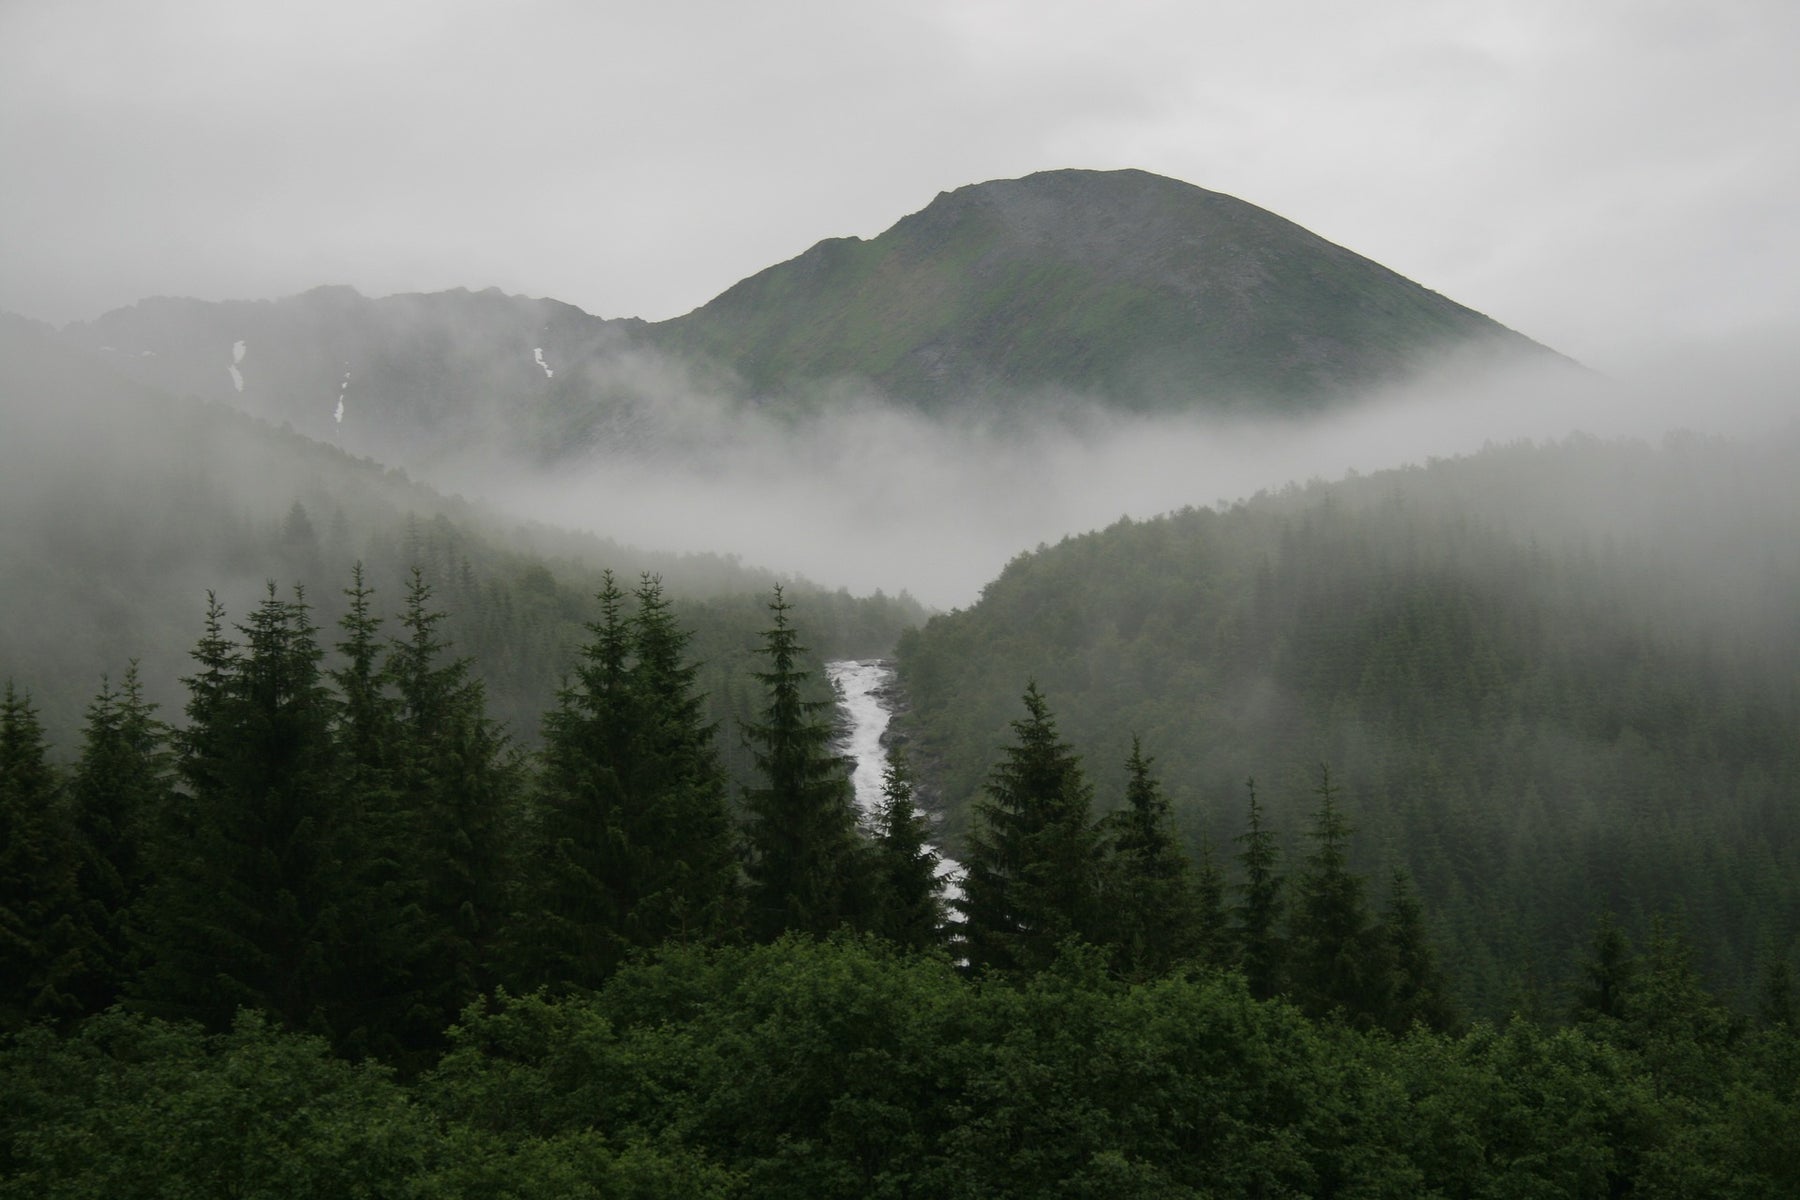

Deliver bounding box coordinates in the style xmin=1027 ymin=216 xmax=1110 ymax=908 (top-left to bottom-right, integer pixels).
xmin=651 ymin=167 xmax=1551 ymax=410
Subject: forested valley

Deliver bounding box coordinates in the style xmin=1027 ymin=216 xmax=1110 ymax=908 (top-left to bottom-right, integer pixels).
xmin=900 ymin=430 xmax=1800 ymax=1016
xmin=5 ymin=203 xmax=1800 ymax=1194
xmin=5 ymin=492 xmax=1800 ymax=1195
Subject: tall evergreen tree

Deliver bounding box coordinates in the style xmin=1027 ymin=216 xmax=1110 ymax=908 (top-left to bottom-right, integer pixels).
xmin=867 ymin=754 xmax=944 ymax=952
xmin=65 ymin=665 xmax=171 ymax=1015
xmin=387 ymin=566 xmax=519 ymax=1027
xmin=530 ymin=572 xmax=635 ymax=986
xmin=1098 ymin=737 xmax=1209 ymax=979
xmin=1191 ymin=838 xmax=1231 ymax=971
xmin=0 ymin=683 xmax=83 ymax=1030
xmin=135 ymin=586 xmax=347 ymax=1037
xmin=1289 ymin=765 xmax=1384 ymax=1024
xmin=617 ymin=574 xmax=739 ymax=943
xmin=529 ymin=573 xmax=736 ymax=986
xmin=1379 ymin=867 xmax=1456 ymax=1032
xmin=1571 ymin=911 xmax=1636 ymax=1026
xmin=327 ymin=565 xmax=428 ymax=1059
xmin=332 ymin=564 xmax=399 ymax=784
xmin=740 ymin=586 xmax=861 ymax=941
xmin=1231 ymin=777 xmax=1285 ymax=1001
xmin=957 ymin=683 xmax=1103 ymax=974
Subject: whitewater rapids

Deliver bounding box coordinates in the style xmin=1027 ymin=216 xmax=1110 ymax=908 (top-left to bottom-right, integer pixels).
xmin=826 ymin=658 xmax=962 ymax=902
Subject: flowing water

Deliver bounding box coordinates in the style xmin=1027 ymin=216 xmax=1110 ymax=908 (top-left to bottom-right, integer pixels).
xmin=826 ymin=658 xmax=963 ymax=902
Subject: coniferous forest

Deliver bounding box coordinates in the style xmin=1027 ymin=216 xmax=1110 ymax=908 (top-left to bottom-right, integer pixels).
xmin=5 ymin=527 xmax=1800 ymax=1197
xmin=4 ymin=158 xmax=1799 ymax=1196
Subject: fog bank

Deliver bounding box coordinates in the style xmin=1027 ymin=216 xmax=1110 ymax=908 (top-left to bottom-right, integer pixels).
xmin=485 ymin=337 xmax=1796 ymax=610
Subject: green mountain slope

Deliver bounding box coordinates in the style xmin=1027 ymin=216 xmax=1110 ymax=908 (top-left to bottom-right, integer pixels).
xmin=650 ymin=168 xmax=1558 ymax=410
xmin=893 ymin=432 xmax=1800 ymax=1012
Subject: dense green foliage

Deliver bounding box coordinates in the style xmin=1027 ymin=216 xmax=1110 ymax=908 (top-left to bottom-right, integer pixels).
xmin=6 ymin=936 xmax=1798 ymax=1198
xmin=5 ymin=522 xmax=1797 ymax=1192
xmin=897 ymin=432 xmax=1800 ymax=1013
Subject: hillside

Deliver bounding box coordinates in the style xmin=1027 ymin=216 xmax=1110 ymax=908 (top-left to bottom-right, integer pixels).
xmin=892 ymin=431 xmax=1800 ymax=1013
xmin=54 ymin=285 xmax=648 ymax=471
xmin=649 ymin=168 xmax=1558 ymax=409
xmin=0 ymin=322 xmax=922 ymax=764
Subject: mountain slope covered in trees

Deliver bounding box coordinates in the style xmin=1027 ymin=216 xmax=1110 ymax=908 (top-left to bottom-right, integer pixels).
xmin=7 ymin=520 xmax=1796 ymax=1197
xmin=0 ymin=322 xmax=922 ymax=757
xmin=894 ymin=431 xmax=1800 ymax=1014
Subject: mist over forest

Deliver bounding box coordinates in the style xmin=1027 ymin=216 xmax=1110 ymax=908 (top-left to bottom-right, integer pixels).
xmin=489 ymin=335 xmax=1799 ymax=608
xmin=6 ymin=164 xmax=1800 ymax=1196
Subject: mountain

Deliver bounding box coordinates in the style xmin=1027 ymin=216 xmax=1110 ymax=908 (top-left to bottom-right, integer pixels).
xmin=892 ymin=431 xmax=1800 ymax=1013
xmin=55 ymin=285 xmax=646 ymax=471
xmin=43 ymin=169 xmax=1564 ymax=476
xmin=648 ymin=168 xmax=1557 ymax=410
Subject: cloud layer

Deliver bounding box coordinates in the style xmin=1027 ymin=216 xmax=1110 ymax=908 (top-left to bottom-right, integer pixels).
xmin=484 ymin=335 xmax=1796 ymax=610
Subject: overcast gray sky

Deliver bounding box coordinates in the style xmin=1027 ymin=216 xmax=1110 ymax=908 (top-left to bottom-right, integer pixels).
xmin=3 ymin=0 xmax=1796 ymax=372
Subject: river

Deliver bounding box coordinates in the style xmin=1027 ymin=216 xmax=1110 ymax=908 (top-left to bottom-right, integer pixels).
xmin=826 ymin=658 xmax=963 ymax=903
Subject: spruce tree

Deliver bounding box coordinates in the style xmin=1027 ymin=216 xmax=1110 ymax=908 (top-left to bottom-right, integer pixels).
xmin=1379 ymin=867 xmax=1456 ymax=1032
xmin=530 ymin=573 xmax=736 ymax=987
xmin=332 ymin=564 xmax=398 ymax=783
xmin=387 ymin=567 xmax=519 ymax=1029
xmin=1572 ymin=911 xmax=1636 ymax=1026
xmin=957 ymin=683 xmax=1103 ymax=974
xmin=65 ymin=665 xmax=171 ymax=1015
xmin=0 ymin=683 xmax=84 ymax=1030
xmin=617 ymin=574 xmax=738 ymax=942
xmin=135 ymin=586 xmax=346 ymax=1036
xmin=867 ymin=754 xmax=944 ymax=952
xmin=1191 ymin=838 xmax=1231 ymax=970
xmin=1231 ymin=777 xmax=1285 ymax=1001
xmin=326 ymin=565 xmax=427 ymax=1059
xmin=1098 ymin=737 xmax=1208 ymax=979
xmin=530 ymin=572 xmax=634 ymax=986
xmin=1289 ymin=765 xmax=1384 ymax=1024
xmin=740 ymin=586 xmax=860 ymax=941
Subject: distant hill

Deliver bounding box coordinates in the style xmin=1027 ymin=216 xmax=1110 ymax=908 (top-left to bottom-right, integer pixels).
xmin=55 ymin=286 xmax=646 ymax=471
xmin=42 ymin=170 xmax=1565 ymax=474
xmin=648 ymin=168 xmax=1559 ymax=410
xmin=892 ymin=431 xmax=1800 ymax=1013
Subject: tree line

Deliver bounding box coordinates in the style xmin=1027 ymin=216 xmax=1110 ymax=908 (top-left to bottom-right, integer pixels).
xmin=895 ymin=433 xmax=1800 ymax=1013
xmin=6 ymin=559 xmax=1799 ymax=1194
xmin=3 ymin=555 xmax=1479 ymax=1053
xmin=1 ymin=569 xmax=940 ymax=1057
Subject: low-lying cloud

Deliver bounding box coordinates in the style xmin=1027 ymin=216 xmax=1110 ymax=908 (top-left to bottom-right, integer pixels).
xmin=479 ymin=334 xmax=1798 ymax=611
